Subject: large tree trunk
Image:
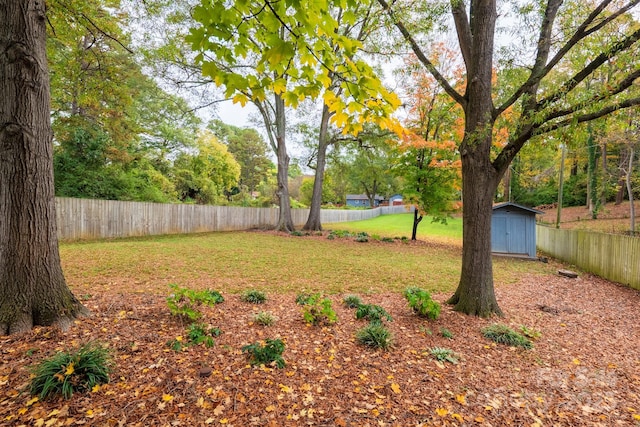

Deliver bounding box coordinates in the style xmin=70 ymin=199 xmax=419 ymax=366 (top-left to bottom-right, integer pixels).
xmin=303 ymin=104 xmax=331 ymax=231
xmin=0 ymin=0 xmax=86 ymax=334
xmin=446 ymin=146 xmax=503 ymax=316
xmin=273 ymin=93 xmax=294 ymax=232
xmin=446 ymin=0 xmax=502 ymax=317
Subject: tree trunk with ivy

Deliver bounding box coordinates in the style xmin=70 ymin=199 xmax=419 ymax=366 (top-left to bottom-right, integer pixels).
xmin=0 ymin=0 xmax=86 ymax=334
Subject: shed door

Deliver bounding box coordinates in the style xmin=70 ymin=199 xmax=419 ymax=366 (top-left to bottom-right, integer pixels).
xmin=507 ymin=216 xmax=527 ymax=254
xmin=492 ymin=214 xmax=528 ymax=254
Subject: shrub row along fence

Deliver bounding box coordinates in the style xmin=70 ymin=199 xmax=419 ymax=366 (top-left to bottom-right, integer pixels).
xmin=55 ymin=197 xmax=411 ymax=241
xmin=536 ymin=225 xmax=640 ymax=291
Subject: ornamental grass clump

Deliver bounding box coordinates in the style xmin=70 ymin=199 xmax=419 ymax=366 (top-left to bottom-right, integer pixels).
xmin=356 ymin=323 xmax=393 ymax=350
xmin=241 ymin=289 xmax=267 ymax=304
xmin=482 ymin=324 xmax=533 ymax=349
xmin=30 ymin=342 xmax=112 ymax=400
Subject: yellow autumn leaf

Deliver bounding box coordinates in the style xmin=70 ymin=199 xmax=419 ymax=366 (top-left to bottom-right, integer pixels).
xmin=634 ymin=414 xmax=640 ymax=421
xmin=265 ymin=405 xmax=276 ymax=412
xmin=18 ymin=408 xmax=27 ymax=415
xmin=219 ymin=419 xmax=229 ymax=424
xmin=278 ymin=384 xmax=293 ymax=393
xmin=435 ymin=407 xmax=449 ymax=417
xmin=162 ymin=394 xmax=174 ymax=402
xmin=456 ymin=394 xmax=466 ymax=405
xmin=390 ymin=383 xmax=401 ymax=394
xmin=48 ymin=408 xmax=60 ymax=417
xmin=451 ymin=413 xmax=464 ymax=422
xmin=91 ymin=384 xmax=101 ymax=393
xmin=572 ymin=358 xmax=581 ymax=365
xmin=64 ymin=362 xmax=75 ymax=376
xmin=34 ymin=419 xmax=45 ymax=427
xmin=26 ymin=396 xmax=39 ymax=406
xmin=475 ymin=415 xmax=485 ymax=422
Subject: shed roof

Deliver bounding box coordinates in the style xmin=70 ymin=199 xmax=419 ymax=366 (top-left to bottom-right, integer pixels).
xmin=492 ymin=202 xmax=544 ymax=215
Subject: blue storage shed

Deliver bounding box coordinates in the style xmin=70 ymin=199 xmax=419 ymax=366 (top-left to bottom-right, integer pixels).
xmin=491 ymin=202 xmax=543 ymax=259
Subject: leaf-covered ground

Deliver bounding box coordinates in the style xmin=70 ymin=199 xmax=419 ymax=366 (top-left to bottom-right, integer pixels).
xmin=1 ymin=237 xmax=640 ymax=426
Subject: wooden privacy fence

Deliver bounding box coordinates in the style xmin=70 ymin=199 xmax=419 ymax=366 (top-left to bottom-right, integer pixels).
xmin=537 ymin=225 xmax=640 ymax=291
xmin=55 ymin=197 xmax=411 ymax=241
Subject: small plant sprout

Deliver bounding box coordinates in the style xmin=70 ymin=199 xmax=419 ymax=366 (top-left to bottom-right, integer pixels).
xmin=295 ymin=293 xmax=313 ymax=305
xmin=30 ymin=342 xmax=112 ymax=400
xmin=241 ymin=289 xmax=267 ymax=304
xmin=440 ymin=328 xmax=454 ymax=339
xmin=355 ymin=304 xmax=393 ymax=324
xmin=342 ymin=294 xmax=362 ymax=308
xmin=429 ymin=347 xmax=459 ymax=364
xmin=242 ymin=338 xmax=286 ymax=368
xmin=482 ymin=324 xmax=533 ymax=349
xmin=356 ymin=323 xmax=393 ymax=350
xmin=519 ymin=325 xmax=542 ymax=340
xmin=301 ymin=293 xmax=337 ymax=325
xmin=166 ymin=284 xmax=224 ymax=322
xmin=403 ymin=287 xmax=441 ymax=320
xmin=253 ymin=311 xmax=276 ymax=326
xmin=186 ymin=323 xmax=218 ymax=347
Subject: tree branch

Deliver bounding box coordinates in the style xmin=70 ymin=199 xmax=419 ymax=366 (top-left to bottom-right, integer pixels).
xmin=537 ymin=26 xmax=640 ymax=108
xmin=495 ymin=0 xmax=562 ymax=116
xmin=376 ymin=0 xmax=465 ymax=107
xmin=451 ymin=0 xmax=472 ymax=71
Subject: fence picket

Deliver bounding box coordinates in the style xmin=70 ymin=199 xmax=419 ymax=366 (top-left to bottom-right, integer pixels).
xmin=537 ymin=225 xmax=640 ymax=291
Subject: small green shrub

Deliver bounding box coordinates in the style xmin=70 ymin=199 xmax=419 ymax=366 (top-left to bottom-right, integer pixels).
xmin=429 ymin=347 xmax=459 ymax=364
xmin=519 ymin=325 xmax=542 ymax=340
xmin=290 ymin=230 xmax=304 ymax=236
xmin=242 ymin=338 xmax=286 ymax=368
xmin=166 ymin=284 xmax=224 ymax=322
xmin=186 ymin=323 xmax=219 ymax=347
xmin=342 ymin=294 xmax=362 ymax=308
xmin=404 ymin=288 xmax=441 ymax=320
xmin=253 ymin=311 xmax=276 ymax=326
xmin=295 ymin=293 xmax=313 ymax=306
xmin=355 ymin=232 xmax=369 ymax=242
xmin=440 ymin=328 xmax=454 ymax=339
xmin=328 ymin=230 xmax=352 ymax=239
xmin=381 ymin=237 xmax=395 ymax=243
xmin=355 ymin=304 xmax=392 ymax=324
xmin=356 ymin=323 xmax=393 ymax=350
xmin=241 ymin=289 xmax=267 ymax=304
xmin=302 ymin=293 xmax=337 ymax=325
xmin=30 ymin=342 xmax=112 ymax=400
xmin=203 ymin=289 xmax=225 ymax=304
xmin=482 ymin=324 xmax=533 ymax=349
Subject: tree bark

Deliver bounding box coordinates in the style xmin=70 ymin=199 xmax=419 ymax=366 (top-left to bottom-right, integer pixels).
xmin=303 ymin=104 xmax=331 ymax=231
xmin=273 ymin=93 xmax=294 ymax=232
xmin=446 ymin=139 xmax=503 ymax=317
xmin=445 ymin=0 xmax=503 ymax=317
xmin=411 ymin=210 xmax=422 ymax=241
xmin=0 ymin=0 xmax=86 ymax=334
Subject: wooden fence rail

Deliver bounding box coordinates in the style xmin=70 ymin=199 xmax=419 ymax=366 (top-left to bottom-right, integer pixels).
xmin=55 ymin=197 xmax=410 ymax=241
xmin=536 ymin=225 xmax=640 ymax=291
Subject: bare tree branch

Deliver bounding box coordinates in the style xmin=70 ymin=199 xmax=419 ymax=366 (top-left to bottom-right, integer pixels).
xmin=376 ymin=0 xmax=465 ymax=107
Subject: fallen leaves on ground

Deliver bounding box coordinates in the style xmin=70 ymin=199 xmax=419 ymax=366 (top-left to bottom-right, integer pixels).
xmin=1 ymin=269 xmax=640 ymax=426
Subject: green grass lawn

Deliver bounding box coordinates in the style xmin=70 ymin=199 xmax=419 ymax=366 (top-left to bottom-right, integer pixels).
xmin=325 ymin=212 xmax=463 ymax=243
xmin=60 ymin=214 xmax=553 ymax=297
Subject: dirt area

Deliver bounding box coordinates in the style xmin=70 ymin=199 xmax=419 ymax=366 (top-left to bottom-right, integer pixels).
xmin=536 ymin=201 xmax=638 ymax=233
xmin=1 ymin=268 xmax=640 ymax=426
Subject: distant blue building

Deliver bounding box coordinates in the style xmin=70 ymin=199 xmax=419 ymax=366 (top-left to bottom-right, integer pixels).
xmin=345 ymin=194 xmax=384 ymax=208
xmin=491 ymin=202 xmax=543 ymax=259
